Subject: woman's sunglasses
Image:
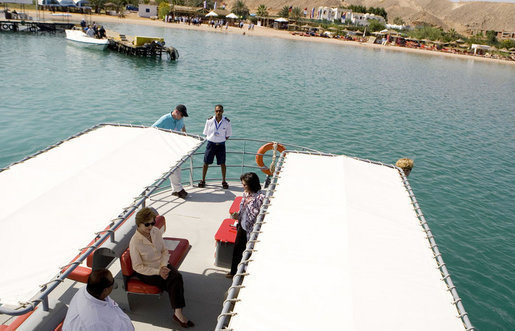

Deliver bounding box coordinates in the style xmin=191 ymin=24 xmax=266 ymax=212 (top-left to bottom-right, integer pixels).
xmin=144 ymin=221 xmax=156 ymax=227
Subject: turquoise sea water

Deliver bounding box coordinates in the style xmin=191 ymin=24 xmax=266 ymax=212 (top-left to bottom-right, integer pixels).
xmin=1 ymin=26 xmax=514 ymax=329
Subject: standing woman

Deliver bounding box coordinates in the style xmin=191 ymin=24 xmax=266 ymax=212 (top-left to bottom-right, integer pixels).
xmin=129 ymin=208 xmax=194 ymax=328
xmin=228 ymin=172 xmax=265 ymax=278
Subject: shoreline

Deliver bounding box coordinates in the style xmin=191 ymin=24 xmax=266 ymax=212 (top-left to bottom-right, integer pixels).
xmin=29 ymin=10 xmax=515 ymax=66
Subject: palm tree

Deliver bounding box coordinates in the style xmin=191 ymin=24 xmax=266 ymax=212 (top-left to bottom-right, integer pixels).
xmin=290 ymin=6 xmax=302 ymax=20
xmin=278 ymin=5 xmax=289 ymax=18
xmin=232 ymin=0 xmax=249 ymax=19
xmin=256 ymin=4 xmax=268 ymax=17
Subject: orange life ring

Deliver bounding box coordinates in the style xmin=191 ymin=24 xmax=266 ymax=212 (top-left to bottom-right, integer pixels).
xmin=255 ymin=142 xmax=286 ymax=176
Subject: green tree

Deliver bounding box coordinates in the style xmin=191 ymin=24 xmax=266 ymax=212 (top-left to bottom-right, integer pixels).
xmin=486 ymin=30 xmax=497 ymax=44
xmin=278 ymin=5 xmax=290 ymax=18
xmin=158 ymin=1 xmax=170 ymax=19
xmin=348 ymin=5 xmax=366 ymax=13
xmin=89 ymin=0 xmax=105 ymax=14
xmin=256 ymin=4 xmax=268 ymax=17
xmin=232 ymin=0 xmax=249 ymax=19
xmin=289 ymin=6 xmax=302 ymax=20
xmin=393 ymin=17 xmax=405 ymax=25
xmin=367 ymin=19 xmax=385 ymax=32
xmin=499 ymin=39 xmax=515 ymax=50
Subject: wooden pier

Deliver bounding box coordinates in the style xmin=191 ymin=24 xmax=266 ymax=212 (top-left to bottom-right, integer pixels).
xmin=0 ymin=19 xmax=74 ymax=32
xmin=106 ymin=31 xmax=179 ymax=61
xmin=0 ymin=22 xmax=179 ymax=61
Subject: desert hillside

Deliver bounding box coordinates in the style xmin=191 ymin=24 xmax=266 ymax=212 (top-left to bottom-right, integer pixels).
xmin=226 ymin=0 xmax=515 ymax=34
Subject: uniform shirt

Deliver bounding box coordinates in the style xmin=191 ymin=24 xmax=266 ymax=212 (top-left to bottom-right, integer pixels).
xmin=203 ymin=116 xmax=232 ymax=143
xmin=152 ymin=113 xmax=184 ymax=132
xmin=129 ymin=227 xmax=169 ymax=276
xmin=62 ymin=286 xmax=134 ymax=331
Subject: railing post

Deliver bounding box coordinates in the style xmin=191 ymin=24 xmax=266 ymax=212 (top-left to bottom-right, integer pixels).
xmin=241 ymin=140 xmax=246 ymax=175
xmin=189 ymin=156 xmax=194 ymax=187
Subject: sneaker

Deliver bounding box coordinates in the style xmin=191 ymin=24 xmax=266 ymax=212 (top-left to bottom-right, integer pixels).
xmin=198 ymin=180 xmax=205 ymax=188
xmin=173 ymin=189 xmax=188 ymax=199
xmin=222 ymin=181 xmax=229 ymax=189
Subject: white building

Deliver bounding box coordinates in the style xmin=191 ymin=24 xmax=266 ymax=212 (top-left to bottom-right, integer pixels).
xmin=317 ymin=7 xmax=351 ymax=22
xmin=351 ymin=13 xmax=386 ymax=26
xmin=138 ymin=4 xmax=157 ymax=18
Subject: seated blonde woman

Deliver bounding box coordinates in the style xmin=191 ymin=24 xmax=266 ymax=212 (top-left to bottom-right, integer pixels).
xmin=129 ymin=208 xmax=194 ymax=328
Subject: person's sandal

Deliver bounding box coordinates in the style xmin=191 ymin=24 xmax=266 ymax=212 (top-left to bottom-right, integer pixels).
xmin=173 ymin=314 xmax=195 ymax=328
xmin=198 ymin=180 xmax=205 ymax=188
xmin=222 ymin=181 xmax=229 ymax=189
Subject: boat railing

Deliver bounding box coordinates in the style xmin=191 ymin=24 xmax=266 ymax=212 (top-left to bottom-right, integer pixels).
xmin=162 ymin=137 xmax=322 ymax=190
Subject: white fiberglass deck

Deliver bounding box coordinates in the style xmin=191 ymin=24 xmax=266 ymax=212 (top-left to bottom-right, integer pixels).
xmin=228 ymin=153 xmax=465 ymax=330
xmin=0 ymin=125 xmax=202 ymax=307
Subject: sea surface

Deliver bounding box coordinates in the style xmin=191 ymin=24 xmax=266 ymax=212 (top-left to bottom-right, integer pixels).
xmin=1 ymin=25 xmax=514 ymax=329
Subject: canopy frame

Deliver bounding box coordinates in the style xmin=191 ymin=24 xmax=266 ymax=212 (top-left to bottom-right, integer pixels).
xmin=215 ymin=150 xmax=474 ymax=331
xmin=0 ymin=123 xmax=205 ymax=316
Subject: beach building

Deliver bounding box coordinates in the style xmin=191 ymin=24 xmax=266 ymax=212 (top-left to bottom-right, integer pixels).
xmin=496 ymin=31 xmax=515 ymax=40
xmin=316 ymin=7 xmax=348 ymax=22
xmin=351 ymin=13 xmax=386 ymax=26
xmin=138 ymin=4 xmax=157 ymax=18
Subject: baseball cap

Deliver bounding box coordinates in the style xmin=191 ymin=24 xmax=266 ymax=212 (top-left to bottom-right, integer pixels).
xmin=175 ymin=104 xmax=188 ymax=117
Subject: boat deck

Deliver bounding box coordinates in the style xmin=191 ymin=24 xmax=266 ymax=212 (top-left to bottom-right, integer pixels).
xmin=127 ymin=182 xmax=242 ymax=330
xmin=0 ymin=181 xmax=242 ymax=330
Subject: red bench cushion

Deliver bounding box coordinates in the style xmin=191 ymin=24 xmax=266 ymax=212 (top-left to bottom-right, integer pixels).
xmin=0 ymin=309 xmax=35 ymax=330
xmin=229 ymin=196 xmax=242 ymax=215
xmin=126 ymin=279 xmax=161 ymax=294
xmin=66 ymin=266 xmax=92 ymax=283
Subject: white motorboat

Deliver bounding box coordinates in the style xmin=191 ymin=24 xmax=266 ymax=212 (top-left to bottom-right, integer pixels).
xmin=65 ymin=29 xmax=108 ymax=50
xmin=0 ymin=124 xmax=474 ymax=330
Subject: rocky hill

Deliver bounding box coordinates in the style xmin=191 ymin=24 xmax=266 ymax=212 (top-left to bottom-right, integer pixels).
xmin=226 ymin=0 xmax=515 ymax=34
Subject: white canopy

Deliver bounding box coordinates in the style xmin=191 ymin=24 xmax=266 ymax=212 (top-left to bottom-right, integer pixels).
xmin=471 ymin=44 xmax=490 ymax=50
xmin=274 ymin=17 xmax=288 ymax=22
xmin=205 ymin=10 xmax=218 ymax=17
xmin=228 ymin=153 xmax=465 ymax=330
xmin=226 ymin=13 xmax=238 ymax=19
xmin=0 ymin=125 xmax=203 ymax=307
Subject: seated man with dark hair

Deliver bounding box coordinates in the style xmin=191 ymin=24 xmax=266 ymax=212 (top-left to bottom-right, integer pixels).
xmin=63 ymin=269 xmax=134 ymax=330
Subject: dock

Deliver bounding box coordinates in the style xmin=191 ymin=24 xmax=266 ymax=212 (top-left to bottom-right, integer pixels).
xmin=0 ymin=19 xmax=74 ymax=32
xmin=106 ymin=31 xmax=179 ymax=61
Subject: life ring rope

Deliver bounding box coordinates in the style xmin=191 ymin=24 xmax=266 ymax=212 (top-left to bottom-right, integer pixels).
xmin=255 ymin=142 xmax=286 ymax=176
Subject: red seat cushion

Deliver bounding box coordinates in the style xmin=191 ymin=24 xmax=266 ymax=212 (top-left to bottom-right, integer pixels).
xmin=66 ymin=266 xmax=92 ymax=283
xmin=127 ymin=279 xmax=162 ymax=294
xmin=121 ymin=237 xmax=189 ymax=295
xmin=215 ymin=219 xmax=238 ymax=243
xmin=229 ymin=196 xmax=242 ymax=215
xmin=0 ymin=309 xmax=35 ymax=330
xmin=120 ymin=249 xmax=134 ymax=277
xmin=163 ymin=238 xmax=190 ymax=268
xmin=155 ymin=215 xmax=166 ymax=230
xmin=54 ymin=321 xmax=64 ymax=331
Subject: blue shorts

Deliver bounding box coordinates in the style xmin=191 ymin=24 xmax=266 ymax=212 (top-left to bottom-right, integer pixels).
xmin=204 ymin=141 xmax=226 ymax=165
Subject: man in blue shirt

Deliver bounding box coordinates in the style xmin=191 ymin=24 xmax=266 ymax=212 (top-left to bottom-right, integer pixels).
xmin=152 ymin=104 xmax=189 ymax=199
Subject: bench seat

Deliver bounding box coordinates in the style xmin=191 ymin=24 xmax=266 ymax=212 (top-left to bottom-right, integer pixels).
xmin=120 ymin=237 xmax=190 ymax=295
xmin=229 ymin=196 xmax=242 ymax=215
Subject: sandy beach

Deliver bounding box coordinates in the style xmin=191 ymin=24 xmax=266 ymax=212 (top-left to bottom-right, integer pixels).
xmin=28 ymin=10 xmax=515 ymax=66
